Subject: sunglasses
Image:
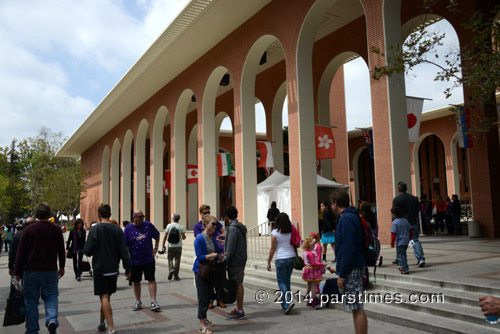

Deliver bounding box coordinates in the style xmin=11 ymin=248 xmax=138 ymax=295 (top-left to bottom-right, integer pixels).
xmin=134 ymin=215 xmax=145 ymax=219
xmin=202 ymin=211 xmax=210 ymax=215
xmin=210 ymin=222 xmax=217 ymax=226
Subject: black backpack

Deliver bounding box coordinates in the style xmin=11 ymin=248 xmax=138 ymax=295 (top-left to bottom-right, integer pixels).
xmin=168 ymin=226 xmax=180 ymax=244
xmin=359 ymin=216 xmax=381 ymax=284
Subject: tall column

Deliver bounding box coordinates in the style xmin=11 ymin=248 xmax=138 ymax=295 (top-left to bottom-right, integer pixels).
xmin=111 ymin=139 xmax=121 ymax=222
xmin=330 ymin=66 xmax=349 ymax=185
xmin=363 ymin=0 xmax=411 ymax=244
xmin=271 ymin=82 xmax=287 ymax=174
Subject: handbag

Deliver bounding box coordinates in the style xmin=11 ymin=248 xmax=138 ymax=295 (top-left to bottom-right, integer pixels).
xmin=66 ymin=252 xmax=73 ymax=259
xmin=198 ymin=260 xmax=215 ymax=280
xmin=293 ymin=247 xmax=304 ymax=270
xmin=3 ymin=289 xmax=25 ymax=326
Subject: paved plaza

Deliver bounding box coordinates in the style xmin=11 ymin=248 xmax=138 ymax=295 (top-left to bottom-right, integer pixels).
xmin=0 ymin=234 xmax=499 ymax=333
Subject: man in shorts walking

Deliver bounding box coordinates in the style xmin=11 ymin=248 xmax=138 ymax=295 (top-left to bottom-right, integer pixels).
xmin=84 ymin=204 xmax=130 ymax=334
xmin=124 ymin=210 xmax=161 ymax=311
xmin=331 ymin=189 xmax=368 ymax=334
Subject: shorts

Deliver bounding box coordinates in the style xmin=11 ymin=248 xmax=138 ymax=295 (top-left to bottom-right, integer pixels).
xmin=321 ymin=231 xmax=335 ymax=244
xmin=227 ymin=266 xmax=245 ymax=286
xmin=130 ymin=261 xmax=156 ymax=282
xmin=340 ymin=267 xmax=365 ymax=311
xmin=94 ymin=274 xmax=118 ymax=296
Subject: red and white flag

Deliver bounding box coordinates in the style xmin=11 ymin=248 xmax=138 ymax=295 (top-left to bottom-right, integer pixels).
xmin=229 ymin=169 xmax=235 ymax=183
xmin=407 ymin=97 xmax=424 ymax=142
xmin=164 ymin=170 xmax=171 ymax=195
xmin=315 ymin=125 xmax=335 ymax=160
xmin=187 ymin=164 xmax=198 ymax=184
xmin=257 ymin=141 xmax=273 ymax=168
xmin=217 ymin=153 xmax=232 ymax=177
xmin=146 ymin=175 xmax=151 ymax=198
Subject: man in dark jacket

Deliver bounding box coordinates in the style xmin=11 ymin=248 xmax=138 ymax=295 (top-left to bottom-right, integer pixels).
xmin=14 ymin=203 xmax=65 ymax=334
xmin=451 ymin=194 xmax=462 ymax=235
xmin=331 ymin=189 xmax=367 ymax=334
xmin=224 ymin=206 xmax=247 ymax=319
xmin=84 ymin=204 xmax=130 ymax=334
xmin=8 ymin=217 xmax=35 ymax=278
xmin=392 ymin=182 xmax=425 ymax=267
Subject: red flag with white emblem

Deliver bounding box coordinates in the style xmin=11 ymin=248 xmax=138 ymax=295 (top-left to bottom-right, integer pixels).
xmin=164 ymin=170 xmax=171 ymax=195
xmin=315 ymin=125 xmax=335 ymax=160
xmin=187 ymin=164 xmax=198 ymax=184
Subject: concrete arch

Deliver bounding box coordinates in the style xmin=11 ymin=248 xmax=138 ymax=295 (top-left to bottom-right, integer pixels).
xmin=271 ymin=82 xmax=286 ymax=174
xmin=202 ymin=67 xmax=231 ymax=216
xmin=111 ymin=138 xmax=121 ymax=221
xmin=412 ymin=132 xmax=447 ymax=199
xmin=136 ymin=119 xmax=150 ymax=213
xmin=152 ymin=106 xmax=170 ymax=230
xmin=240 ymin=35 xmax=284 ymax=229
xmin=352 ymin=146 xmax=366 ymax=205
xmin=294 ymin=0 xmax=339 ymax=234
xmin=317 ymin=51 xmax=361 ymax=180
xmin=101 ymin=145 xmax=110 ymax=204
xmin=122 ymin=130 xmax=134 ymax=223
xmin=173 ymin=89 xmax=196 ymax=225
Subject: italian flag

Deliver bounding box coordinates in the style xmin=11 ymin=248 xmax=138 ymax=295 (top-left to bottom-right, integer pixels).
xmin=257 ymin=141 xmax=273 ymax=168
xmin=217 ymin=153 xmax=232 ymax=177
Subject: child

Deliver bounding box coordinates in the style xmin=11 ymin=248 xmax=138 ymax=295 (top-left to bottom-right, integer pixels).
xmin=390 ymin=207 xmax=413 ymax=275
xmin=302 ymin=236 xmax=325 ymax=308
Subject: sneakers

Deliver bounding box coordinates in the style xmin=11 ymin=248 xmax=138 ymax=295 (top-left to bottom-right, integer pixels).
xmin=47 ymin=321 xmax=57 ymax=334
xmin=392 ymin=260 xmax=399 ymax=265
xmin=150 ymin=301 xmax=161 ymax=312
xmin=133 ymin=300 xmax=142 ymax=311
xmin=174 ymin=276 xmax=181 ymax=281
xmin=77 ymin=276 xmax=82 ymax=282
xmin=417 ymin=260 xmax=426 ymax=267
xmin=168 ymin=271 xmax=174 ymax=281
xmin=107 ymin=331 xmax=116 ymax=334
xmin=96 ymin=322 xmax=107 ymax=332
xmin=284 ymin=303 xmax=295 ymax=315
xmin=399 ymin=267 xmax=410 ymax=275
xmin=227 ymin=308 xmax=245 ymax=319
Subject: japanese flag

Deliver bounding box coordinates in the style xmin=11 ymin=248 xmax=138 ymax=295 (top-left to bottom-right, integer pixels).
xmin=315 ymin=125 xmax=335 ymax=160
xmin=187 ymin=164 xmax=198 ymax=184
xmin=257 ymin=141 xmax=273 ymax=168
xmin=407 ymin=97 xmax=424 ymax=142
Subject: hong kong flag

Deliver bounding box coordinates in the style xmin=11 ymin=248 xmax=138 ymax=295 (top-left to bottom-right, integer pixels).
xmin=315 ymin=125 xmax=335 ymax=160
xmin=187 ymin=164 xmax=198 ymax=184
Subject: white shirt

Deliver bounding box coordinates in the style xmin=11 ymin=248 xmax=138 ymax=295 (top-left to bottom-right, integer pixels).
xmin=165 ymin=222 xmax=185 ymax=248
xmin=272 ymin=229 xmax=296 ymax=260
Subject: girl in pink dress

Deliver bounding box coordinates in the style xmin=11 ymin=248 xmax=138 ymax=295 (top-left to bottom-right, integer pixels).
xmin=302 ymin=236 xmax=325 ymax=308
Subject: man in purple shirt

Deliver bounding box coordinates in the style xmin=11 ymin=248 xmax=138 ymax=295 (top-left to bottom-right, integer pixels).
xmin=15 ymin=203 xmax=65 ymax=334
xmin=124 ymin=210 xmax=161 ymax=312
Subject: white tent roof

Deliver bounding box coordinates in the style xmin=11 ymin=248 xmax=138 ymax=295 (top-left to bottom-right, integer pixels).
xmin=257 ymin=171 xmax=349 ymax=190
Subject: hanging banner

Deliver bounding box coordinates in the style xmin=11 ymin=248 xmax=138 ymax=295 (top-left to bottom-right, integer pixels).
xmin=187 ymin=164 xmax=198 ymax=184
xmin=361 ymin=128 xmax=374 ymax=160
xmin=315 ymin=125 xmax=335 ymax=160
xmin=257 ymin=141 xmax=274 ymax=168
xmin=407 ymin=96 xmax=425 ymax=142
xmin=456 ymin=107 xmax=473 ymax=148
xmin=164 ymin=170 xmax=171 ymax=195
xmin=217 ymin=153 xmax=232 ymax=176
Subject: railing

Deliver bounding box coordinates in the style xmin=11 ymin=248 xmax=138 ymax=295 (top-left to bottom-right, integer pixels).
xmin=246 ymin=222 xmax=273 ymax=264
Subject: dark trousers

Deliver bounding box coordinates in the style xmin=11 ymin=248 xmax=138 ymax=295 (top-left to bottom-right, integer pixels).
xmin=210 ymin=261 xmax=226 ymax=302
xmin=72 ymin=252 xmax=84 ymax=278
xmin=434 ymin=212 xmax=445 ymax=233
xmin=167 ymin=247 xmax=182 ymax=278
xmin=445 ymin=214 xmax=454 ymax=235
xmin=4 ymin=240 xmax=11 ymax=252
xmin=453 ymin=214 xmax=462 ymax=235
xmin=195 ymin=272 xmax=211 ymax=319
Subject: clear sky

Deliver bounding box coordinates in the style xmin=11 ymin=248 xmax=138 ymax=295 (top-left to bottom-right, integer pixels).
xmin=0 ymin=1 xmax=462 ymax=147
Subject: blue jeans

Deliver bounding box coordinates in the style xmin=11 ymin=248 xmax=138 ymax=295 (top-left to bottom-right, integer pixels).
xmin=275 ymin=257 xmax=294 ymax=310
xmin=411 ymin=224 xmax=425 ymax=262
xmin=23 ymin=271 xmax=59 ymax=334
xmin=397 ymin=245 xmax=409 ymax=272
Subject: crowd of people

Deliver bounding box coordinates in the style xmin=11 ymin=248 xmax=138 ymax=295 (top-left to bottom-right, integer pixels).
xmin=3 ymin=187 xmax=497 ymax=334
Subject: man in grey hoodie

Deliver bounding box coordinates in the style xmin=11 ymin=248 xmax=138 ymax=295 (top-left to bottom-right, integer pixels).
xmin=224 ymin=206 xmax=247 ymax=319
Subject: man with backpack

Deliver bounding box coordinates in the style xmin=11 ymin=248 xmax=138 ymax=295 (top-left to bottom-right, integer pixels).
xmin=161 ymin=213 xmax=186 ymax=281
xmin=330 ymin=189 xmax=367 ymax=334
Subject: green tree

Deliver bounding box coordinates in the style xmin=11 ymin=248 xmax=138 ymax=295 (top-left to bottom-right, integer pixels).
xmin=371 ymin=0 xmax=500 ymax=133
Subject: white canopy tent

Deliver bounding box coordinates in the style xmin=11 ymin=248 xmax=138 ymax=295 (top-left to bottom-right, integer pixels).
xmin=257 ymin=171 xmax=349 ymax=227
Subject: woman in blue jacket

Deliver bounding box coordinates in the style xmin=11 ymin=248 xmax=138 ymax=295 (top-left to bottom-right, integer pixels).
xmin=193 ymin=215 xmax=223 ymax=334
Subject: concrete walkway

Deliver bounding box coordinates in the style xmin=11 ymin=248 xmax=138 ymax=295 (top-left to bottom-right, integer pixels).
xmin=0 ymin=234 xmax=498 ymax=333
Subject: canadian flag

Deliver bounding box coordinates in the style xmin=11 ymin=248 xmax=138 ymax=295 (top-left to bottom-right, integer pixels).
xmin=315 ymin=125 xmax=335 ymax=160
xmin=407 ymin=96 xmax=424 ymax=142
xmin=257 ymin=141 xmax=273 ymax=168
xmin=187 ymin=164 xmax=198 ymax=184
xmin=164 ymin=170 xmax=171 ymax=195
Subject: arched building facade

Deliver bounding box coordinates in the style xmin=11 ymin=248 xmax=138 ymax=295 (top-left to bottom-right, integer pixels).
xmin=58 ymin=0 xmax=500 ymax=243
